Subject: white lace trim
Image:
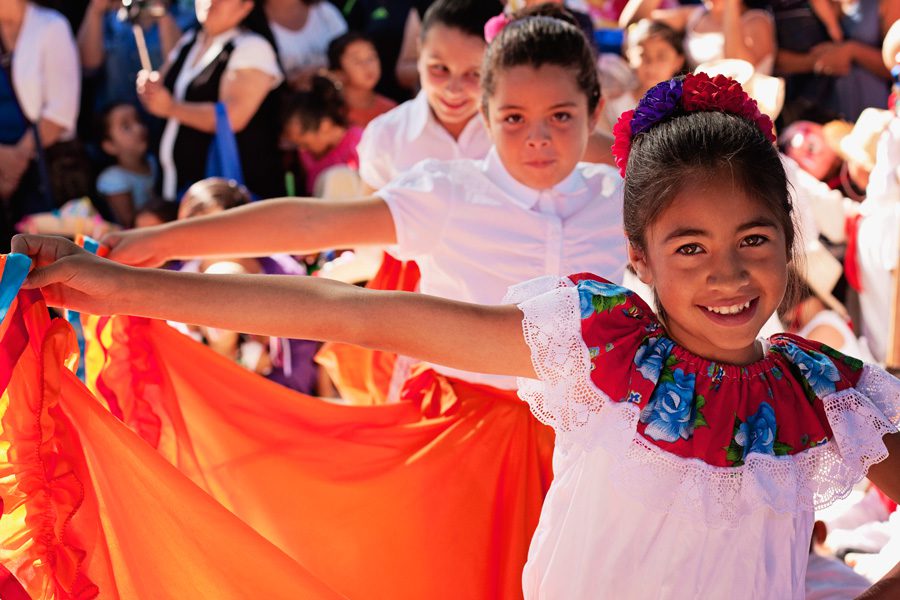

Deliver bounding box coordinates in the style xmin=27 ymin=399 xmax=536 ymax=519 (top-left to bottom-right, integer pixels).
xmin=511 ymin=276 xmax=900 ymax=526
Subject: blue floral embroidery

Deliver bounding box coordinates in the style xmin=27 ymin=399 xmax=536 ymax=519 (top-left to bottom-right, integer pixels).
xmin=640 ymin=368 xmax=697 ymax=443
xmin=780 ymin=343 xmax=841 ymax=397
xmin=633 ymin=337 xmax=674 ymax=383
xmin=735 ymin=402 xmax=777 ymax=457
xmin=706 ymin=363 xmax=725 ymax=389
xmin=626 ymin=391 xmax=642 ymax=404
xmin=577 ymin=280 xmax=631 ymax=319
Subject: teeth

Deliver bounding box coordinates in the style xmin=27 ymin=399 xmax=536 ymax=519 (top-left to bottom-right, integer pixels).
xmin=704 ymin=300 xmax=751 ymax=315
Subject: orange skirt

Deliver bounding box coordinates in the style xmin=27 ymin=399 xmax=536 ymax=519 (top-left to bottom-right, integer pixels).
xmin=0 ymin=291 xmax=340 ymax=599
xmin=76 ymin=310 xmax=556 ymax=599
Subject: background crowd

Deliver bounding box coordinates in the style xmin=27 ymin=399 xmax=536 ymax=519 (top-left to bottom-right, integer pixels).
xmin=0 ymin=0 xmax=898 ymax=596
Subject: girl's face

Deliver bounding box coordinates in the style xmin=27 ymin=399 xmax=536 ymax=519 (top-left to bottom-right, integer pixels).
xmin=630 ymin=179 xmax=789 ymax=365
xmin=781 ymin=121 xmax=839 ymax=181
xmin=102 ymin=104 xmax=148 ymax=158
xmin=196 ymin=0 xmax=254 ymax=35
xmin=629 ymin=36 xmax=685 ymax=91
xmin=340 ymin=40 xmax=381 ymax=91
xmin=417 ymin=24 xmax=485 ymax=131
xmin=484 ymin=64 xmax=598 ymax=190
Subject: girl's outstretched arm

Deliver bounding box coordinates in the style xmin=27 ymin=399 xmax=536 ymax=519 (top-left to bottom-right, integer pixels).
xmin=102 ymin=195 xmax=397 ymax=268
xmin=865 ymin=432 xmax=900 ymax=503
xmin=12 ymin=235 xmax=536 ymax=379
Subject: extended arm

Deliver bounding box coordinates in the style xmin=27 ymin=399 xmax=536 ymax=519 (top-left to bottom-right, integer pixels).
xmin=13 ymin=235 xmax=536 ymax=379
xmin=104 ymin=196 xmax=397 ymax=266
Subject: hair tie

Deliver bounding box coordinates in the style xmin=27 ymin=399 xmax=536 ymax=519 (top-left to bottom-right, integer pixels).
xmin=484 ymin=13 xmax=511 ymax=43
xmin=612 ymin=73 xmax=776 ymax=178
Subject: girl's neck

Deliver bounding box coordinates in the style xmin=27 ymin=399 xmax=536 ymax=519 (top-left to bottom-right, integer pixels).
xmin=0 ymin=1 xmax=26 ymax=27
xmin=342 ymin=85 xmax=376 ymax=109
xmin=665 ymin=319 xmax=765 ymax=365
xmin=117 ymin=153 xmax=150 ymax=174
xmin=434 ymin=110 xmax=472 ymax=141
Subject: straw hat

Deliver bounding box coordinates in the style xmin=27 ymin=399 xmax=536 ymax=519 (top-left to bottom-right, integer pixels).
xmin=823 ymin=108 xmax=893 ymax=172
xmin=694 ymin=59 xmax=785 ymax=121
xmin=802 ymin=241 xmax=848 ymax=319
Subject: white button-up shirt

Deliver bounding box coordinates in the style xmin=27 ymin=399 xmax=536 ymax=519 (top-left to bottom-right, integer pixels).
xmin=357 ymin=91 xmax=492 ymax=190
xmin=378 ymin=148 xmax=626 ymax=389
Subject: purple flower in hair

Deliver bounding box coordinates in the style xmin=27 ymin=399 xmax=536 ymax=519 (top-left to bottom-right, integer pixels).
xmin=631 ymin=79 xmax=683 ymax=135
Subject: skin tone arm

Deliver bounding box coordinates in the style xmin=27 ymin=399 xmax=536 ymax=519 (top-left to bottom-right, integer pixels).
xmin=79 ymin=0 xmax=182 ymax=71
xmin=137 ymin=67 xmax=275 ymax=133
xmin=618 ymin=0 xmax=691 ymax=29
xmin=395 ymin=8 xmax=422 ymax=92
xmin=723 ymin=0 xmax=774 ymax=67
xmin=103 ymin=195 xmax=397 ymax=266
xmin=12 ymin=234 xmax=536 ymax=379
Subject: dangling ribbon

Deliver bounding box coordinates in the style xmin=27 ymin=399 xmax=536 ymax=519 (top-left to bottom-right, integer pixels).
xmin=67 ymin=235 xmax=109 ymax=380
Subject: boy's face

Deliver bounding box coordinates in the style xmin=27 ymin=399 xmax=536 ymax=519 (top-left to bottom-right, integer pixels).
xmin=484 ymin=64 xmax=598 ymax=190
xmin=630 ymin=179 xmax=789 ymax=365
xmin=629 ymin=36 xmax=684 ymax=91
xmin=103 ymin=104 xmax=148 ymax=157
xmin=417 ymin=24 xmax=485 ymax=130
xmin=340 ymin=40 xmax=381 ymax=91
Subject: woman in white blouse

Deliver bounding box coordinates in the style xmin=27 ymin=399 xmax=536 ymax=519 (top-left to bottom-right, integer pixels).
xmin=137 ymin=0 xmax=286 ymax=200
xmin=263 ymin=0 xmax=348 ymax=89
xmin=0 ymin=0 xmax=79 ymax=243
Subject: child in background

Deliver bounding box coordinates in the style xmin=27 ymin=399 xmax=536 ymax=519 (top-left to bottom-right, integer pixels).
xmin=133 ymin=196 xmax=179 ymax=229
xmin=356 ymin=0 xmax=499 ymax=193
xmin=282 ymin=76 xmax=363 ymax=196
xmin=327 ymin=32 xmax=397 ymax=128
xmin=18 ymin=70 xmax=900 ymax=598
xmin=96 ymin=103 xmax=159 ymax=227
xmin=600 ymin=19 xmax=685 ymax=132
xmin=176 ymin=177 xmax=321 ymax=394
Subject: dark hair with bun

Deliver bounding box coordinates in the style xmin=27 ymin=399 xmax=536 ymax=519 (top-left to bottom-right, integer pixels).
xmin=421 ymin=0 xmax=503 ymax=41
xmin=481 ymin=15 xmax=600 ymax=114
xmin=282 ymin=75 xmax=349 ymax=132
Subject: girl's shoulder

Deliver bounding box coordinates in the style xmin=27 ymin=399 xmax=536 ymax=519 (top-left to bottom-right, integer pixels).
xmin=512 ymin=272 xmax=900 ymax=524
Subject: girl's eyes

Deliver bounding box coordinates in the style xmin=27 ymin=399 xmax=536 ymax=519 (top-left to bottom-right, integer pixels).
xmin=741 ymin=234 xmax=769 ymax=247
xmin=427 ymin=64 xmax=449 ymax=76
xmin=676 ymin=243 xmax=703 ymax=256
xmin=552 ymin=112 xmax=572 ymax=123
xmin=502 ymin=114 xmax=524 ymax=125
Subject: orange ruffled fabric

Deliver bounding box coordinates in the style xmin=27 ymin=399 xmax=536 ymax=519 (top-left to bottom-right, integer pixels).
xmin=315 ymin=253 xmax=421 ymax=405
xmin=0 ymin=289 xmax=342 ymax=599
xmin=83 ymin=312 xmax=555 ymax=600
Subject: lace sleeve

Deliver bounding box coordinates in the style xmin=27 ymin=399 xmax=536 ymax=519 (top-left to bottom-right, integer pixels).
xmin=505 ymin=276 xmax=611 ymax=433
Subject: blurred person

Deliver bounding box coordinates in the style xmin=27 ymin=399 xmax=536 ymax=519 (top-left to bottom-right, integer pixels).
xmin=263 ymin=0 xmax=347 ymax=89
xmin=0 ymin=0 xmax=81 ymax=250
xmin=327 ymin=32 xmax=396 ymax=127
xmin=620 ymin=0 xmax=776 ymax=74
xmin=95 ymin=102 xmax=159 ymax=227
xmin=281 ymin=75 xmax=362 ymax=195
xmin=137 ymin=0 xmax=286 ymax=201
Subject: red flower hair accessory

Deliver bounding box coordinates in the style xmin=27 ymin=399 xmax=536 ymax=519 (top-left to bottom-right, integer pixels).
xmin=611 ymin=73 xmax=776 ymax=178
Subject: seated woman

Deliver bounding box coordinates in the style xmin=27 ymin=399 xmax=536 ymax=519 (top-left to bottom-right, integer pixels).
xmin=620 ymin=0 xmax=776 ymax=74
xmin=137 ymin=0 xmax=286 ymax=200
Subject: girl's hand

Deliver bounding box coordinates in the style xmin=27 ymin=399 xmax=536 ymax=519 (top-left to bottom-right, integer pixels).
xmin=11 ymin=235 xmax=128 ymax=315
xmin=811 ymin=42 xmax=854 ymax=76
xmin=136 ymin=70 xmax=174 ymax=118
xmin=102 ymin=227 xmax=171 ymax=268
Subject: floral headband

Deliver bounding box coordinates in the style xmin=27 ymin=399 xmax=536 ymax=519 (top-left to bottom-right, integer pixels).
xmin=611 ymin=73 xmax=776 ymax=178
xmin=484 ymin=13 xmax=511 ymax=43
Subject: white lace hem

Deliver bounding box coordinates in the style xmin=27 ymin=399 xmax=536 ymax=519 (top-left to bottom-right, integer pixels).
xmin=509 ymin=275 xmax=900 ymax=526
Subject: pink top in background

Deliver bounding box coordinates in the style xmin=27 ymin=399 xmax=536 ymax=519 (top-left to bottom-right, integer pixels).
xmin=300 ymin=126 xmax=363 ymax=195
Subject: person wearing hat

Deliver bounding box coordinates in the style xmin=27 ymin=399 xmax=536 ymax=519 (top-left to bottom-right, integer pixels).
xmin=823 ymin=107 xmax=893 ymax=198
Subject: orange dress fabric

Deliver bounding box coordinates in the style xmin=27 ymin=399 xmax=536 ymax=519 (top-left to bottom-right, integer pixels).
xmin=0 ymin=287 xmax=341 ymax=600
xmin=315 ymin=252 xmax=422 ymax=406
xmin=81 ymin=312 xmax=555 ymax=599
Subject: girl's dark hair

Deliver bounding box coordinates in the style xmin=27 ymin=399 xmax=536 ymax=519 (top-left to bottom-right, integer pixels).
xmin=282 ymin=75 xmax=348 ymax=131
xmin=420 ymin=0 xmax=503 ymax=41
xmin=623 ymin=109 xmax=799 ymax=313
xmin=482 ymin=16 xmax=600 ymax=114
xmin=626 ymin=20 xmax=684 ymax=57
xmin=327 ymin=32 xmax=373 ymax=71
xmin=180 ymin=177 xmax=252 ymax=219
xmin=510 ymin=3 xmax=580 ymax=29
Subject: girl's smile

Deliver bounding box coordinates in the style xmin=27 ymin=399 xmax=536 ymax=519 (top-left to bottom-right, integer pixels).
xmin=630 ymin=178 xmax=789 ymax=365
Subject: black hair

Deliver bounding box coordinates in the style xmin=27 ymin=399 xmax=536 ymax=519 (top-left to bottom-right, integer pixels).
xmin=481 ymin=15 xmax=600 ymax=114
xmin=627 ymin=20 xmax=684 ymax=57
xmin=327 ymin=31 xmax=374 ymax=71
xmin=180 ymin=177 xmax=251 ymax=219
xmin=510 ymin=3 xmax=580 ymax=29
xmin=420 ymin=0 xmax=503 ymax=41
xmin=622 ymin=109 xmax=799 ymax=314
xmin=282 ymin=75 xmax=349 ymax=131
xmin=95 ymin=102 xmax=135 ymax=144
